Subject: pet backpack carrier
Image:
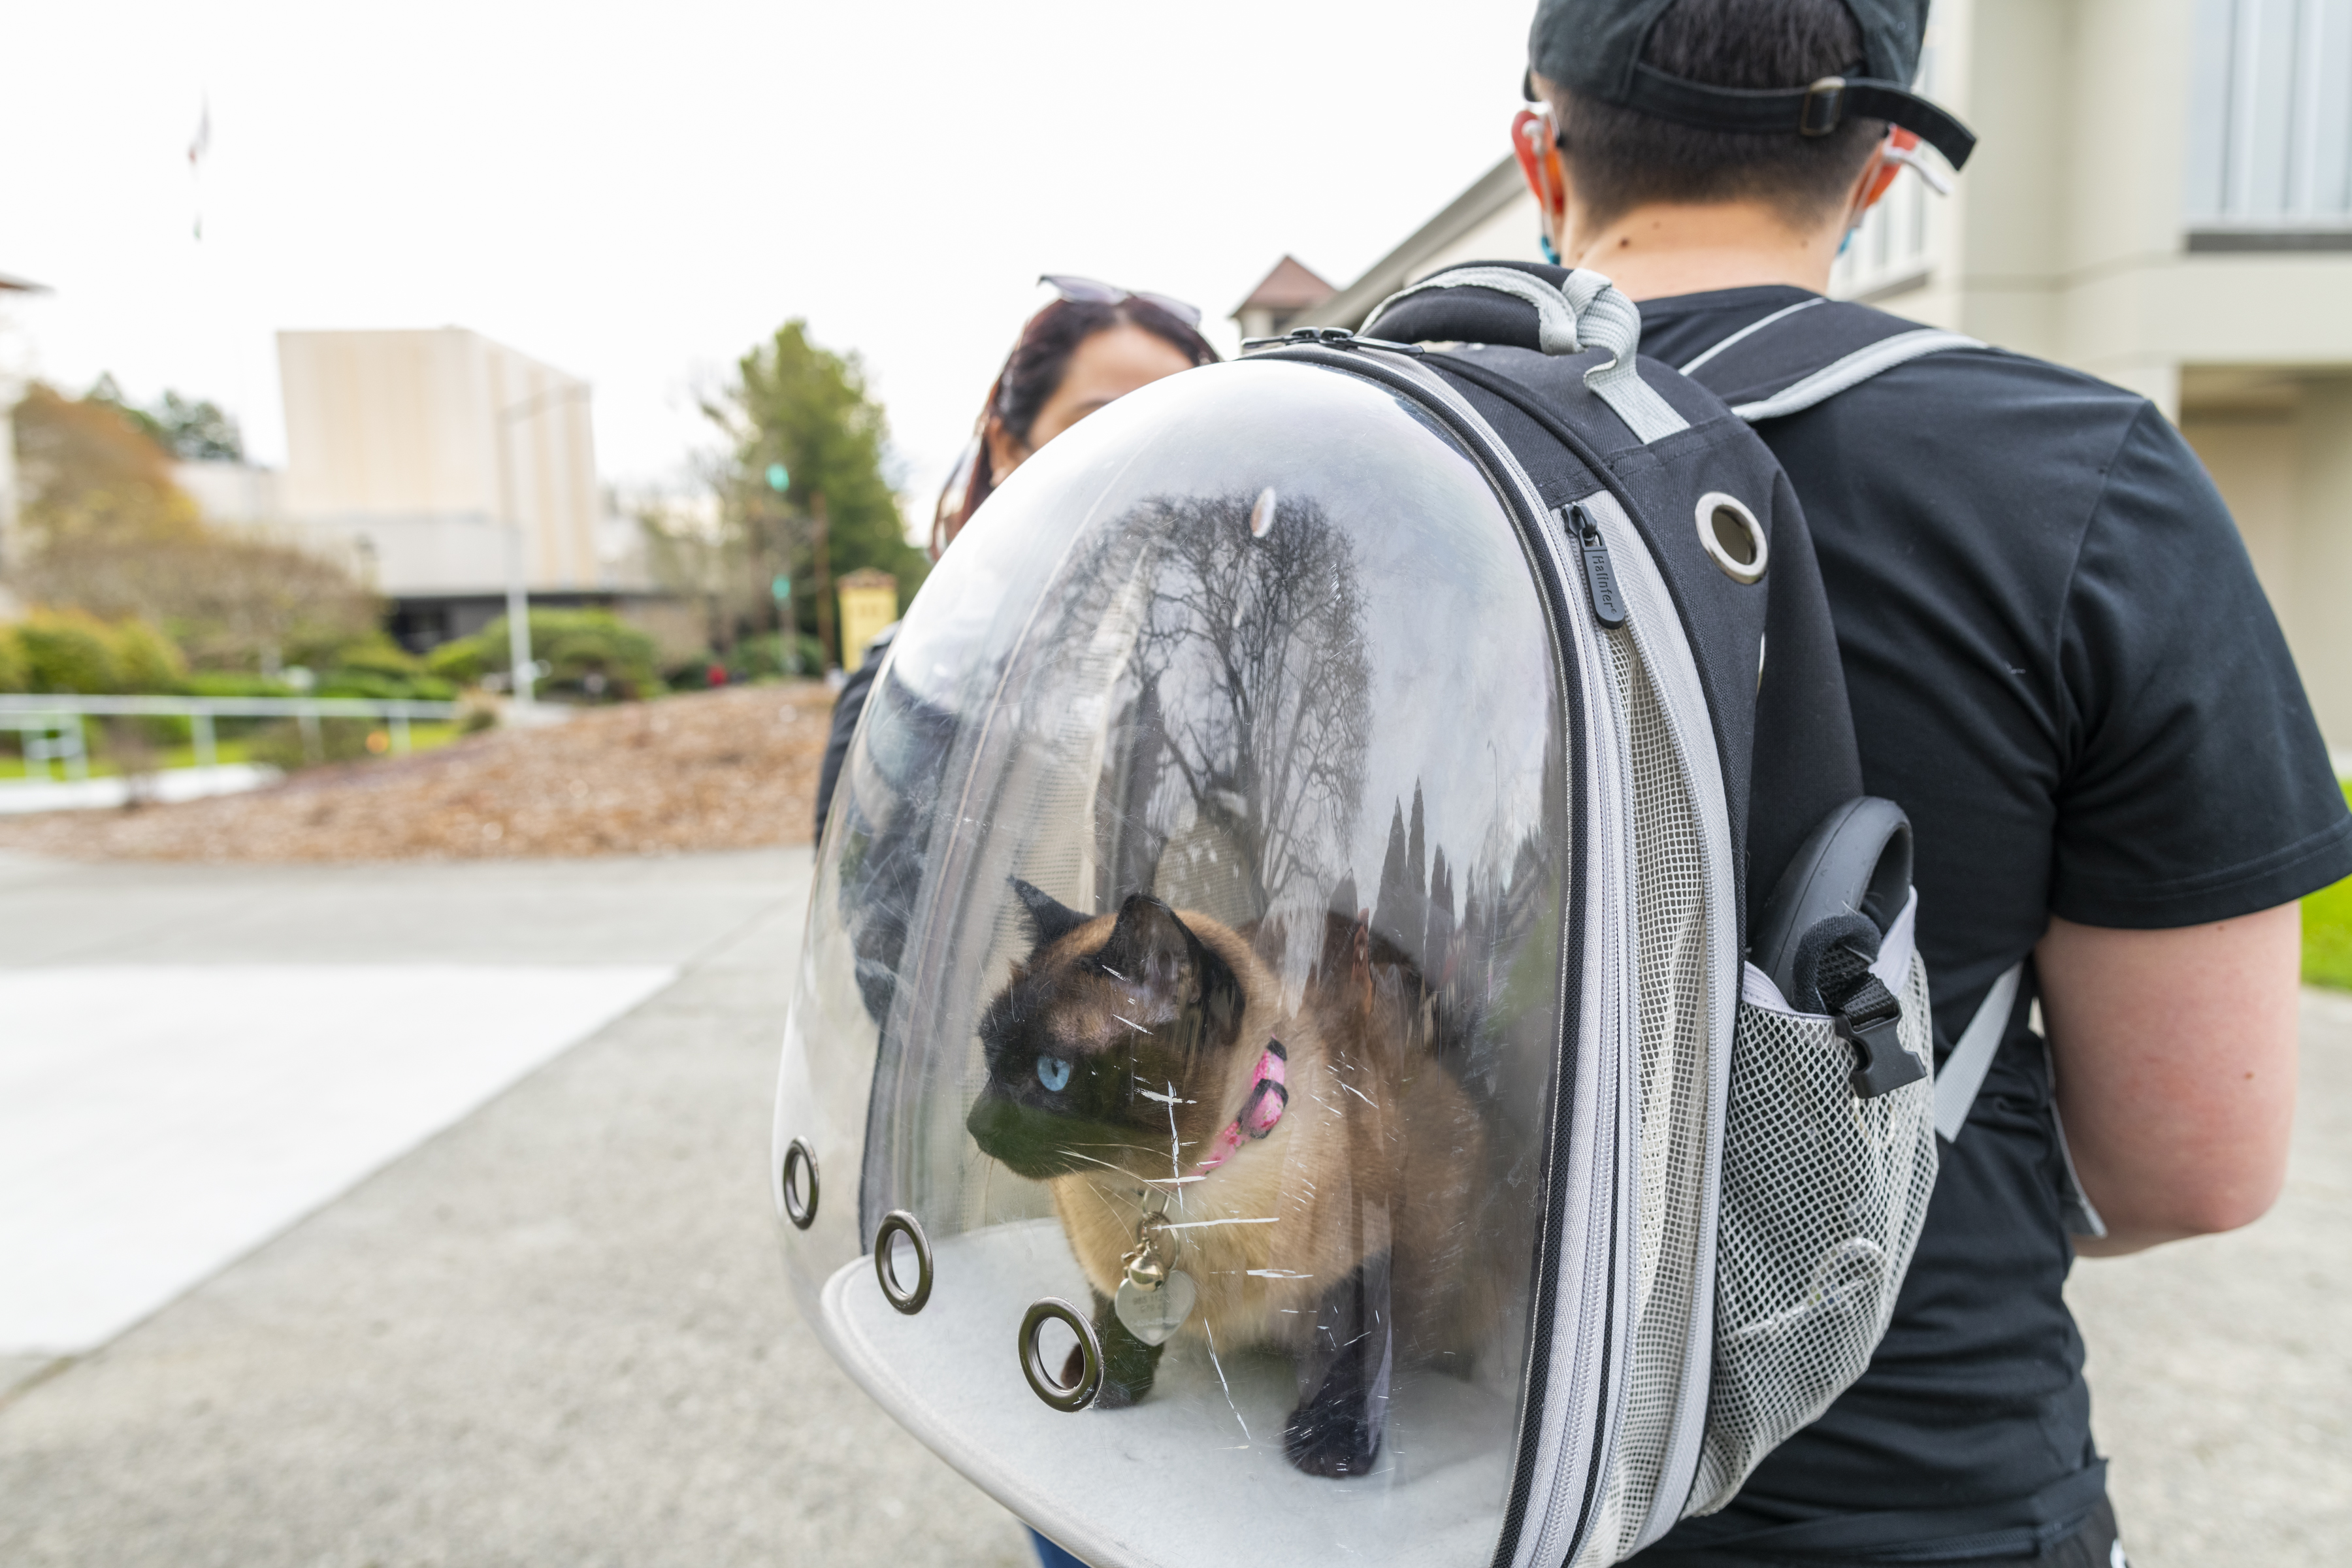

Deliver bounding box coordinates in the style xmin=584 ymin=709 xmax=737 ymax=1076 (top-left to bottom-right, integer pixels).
xmin=774 ymin=263 xmax=1960 ymax=1567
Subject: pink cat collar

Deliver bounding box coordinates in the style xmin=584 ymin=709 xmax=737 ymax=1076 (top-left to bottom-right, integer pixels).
xmin=1193 ymin=1041 xmax=1288 ymax=1175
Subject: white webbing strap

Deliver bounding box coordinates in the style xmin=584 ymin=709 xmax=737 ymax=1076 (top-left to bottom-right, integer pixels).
xmin=1933 ymin=960 xmax=2021 ymax=1142
xmin=1732 ymin=329 xmax=1984 ymax=423
xmin=1362 ymin=265 xmax=1691 ymax=444
xmin=1676 ymin=297 xmax=1825 ymax=375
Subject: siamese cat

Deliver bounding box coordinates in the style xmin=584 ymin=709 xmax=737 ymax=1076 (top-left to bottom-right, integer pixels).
xmin=967 ymin=879 xmax=1486 ymax=1478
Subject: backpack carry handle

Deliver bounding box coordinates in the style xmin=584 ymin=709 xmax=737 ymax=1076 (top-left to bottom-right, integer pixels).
xmin=1752 ymin=796 xmax=1925 ymax=1098
xmin=1752 ymin=795 xmax=1912 ymax=993
xmin=1362 ymin=264 xmax=1691 ymax=444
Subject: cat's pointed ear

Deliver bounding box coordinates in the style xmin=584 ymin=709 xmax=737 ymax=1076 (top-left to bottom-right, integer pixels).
xmin=1097 ymin=896 xmax=1243 ymax=1041
xmin=1011 ymin=877 xmax=1090 ymax=949
xmin=1098 ymin=894 xmax=1186 ymax=981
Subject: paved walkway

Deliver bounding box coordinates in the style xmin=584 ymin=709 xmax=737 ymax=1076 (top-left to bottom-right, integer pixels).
xmin=0 ymin=848 xmax=2340 ymax=1565
xmin=2068 ymin=988 xmax=2352 ymax=1566
xmin=0 ymin=849 xmax=1032 ymax=1568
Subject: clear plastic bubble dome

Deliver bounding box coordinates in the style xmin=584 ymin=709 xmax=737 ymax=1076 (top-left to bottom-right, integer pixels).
xmin=774 ymin=357 xmax=1572 ymax=1567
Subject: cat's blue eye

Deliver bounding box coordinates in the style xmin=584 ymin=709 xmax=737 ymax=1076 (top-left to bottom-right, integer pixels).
xmin=1036 ymin=1055 xmax=1072 ymax=1092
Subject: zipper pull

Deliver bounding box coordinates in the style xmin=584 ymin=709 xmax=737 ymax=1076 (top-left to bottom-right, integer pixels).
xmin=1571 ymin=503 xmax=1626 ymax=629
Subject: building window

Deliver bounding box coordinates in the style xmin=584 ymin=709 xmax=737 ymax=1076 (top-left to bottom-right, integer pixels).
xmin=2185 ymin=0 xmax=2352 ymax=248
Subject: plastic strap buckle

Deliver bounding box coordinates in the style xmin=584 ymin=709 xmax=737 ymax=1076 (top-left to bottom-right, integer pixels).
xmin=1799 ymin=76 xmax=1846 ymax=137
xmin=1831 ymin=972 xmax=1924 ymax=1098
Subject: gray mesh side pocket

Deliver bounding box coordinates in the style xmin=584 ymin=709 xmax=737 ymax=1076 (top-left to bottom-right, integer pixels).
xmin=1686 ymin=952 xmax=1936 ymax=1514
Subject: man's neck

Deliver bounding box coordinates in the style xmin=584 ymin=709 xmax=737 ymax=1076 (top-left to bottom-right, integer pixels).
xmin=1564 ymin=199 xmax=1845 ymax=302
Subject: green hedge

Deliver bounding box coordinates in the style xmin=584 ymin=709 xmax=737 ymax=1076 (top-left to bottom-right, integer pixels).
xmin=12 ymin=612 xmax=125 ymax=693
xmin=429 ymin=609 xmax=661 ymax=700
xmin=2307 ymin=781 xmax=2352 ymax=990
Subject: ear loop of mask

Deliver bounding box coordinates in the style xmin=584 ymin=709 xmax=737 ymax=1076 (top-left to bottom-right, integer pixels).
xmin=1842 ymin=127 xmax=1952 ymax=255
xmin=1512 ymin=107 xmax=1569 ymax=266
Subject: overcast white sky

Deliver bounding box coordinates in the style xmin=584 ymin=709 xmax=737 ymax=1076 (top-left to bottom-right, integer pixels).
xmin=0 ymin=0 xmax=1540 ymax=514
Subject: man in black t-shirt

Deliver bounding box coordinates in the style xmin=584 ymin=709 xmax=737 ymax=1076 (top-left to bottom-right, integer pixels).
xmin=1521 ymin=1 xmax=2352 ymax=1563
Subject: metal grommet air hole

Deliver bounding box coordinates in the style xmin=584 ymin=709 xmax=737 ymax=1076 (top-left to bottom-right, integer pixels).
xmin=1019 ymin=1298 xmax=1101 ymax=1412
xmin=781 ymin=1138 xmax=819 ymax=1230
xmin=1696 ymin=491 xmax=1768 ymax=584
xmin=873 ymin=1209 xmax=932 ymax=1315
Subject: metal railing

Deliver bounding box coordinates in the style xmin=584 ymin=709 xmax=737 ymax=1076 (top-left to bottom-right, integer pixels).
xmin=0 ymin=694 xmax=463 ymax=780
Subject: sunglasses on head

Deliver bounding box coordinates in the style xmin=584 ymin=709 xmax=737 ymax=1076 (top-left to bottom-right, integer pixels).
xmin=1038 ymin=274 xmax=1203 ymax=329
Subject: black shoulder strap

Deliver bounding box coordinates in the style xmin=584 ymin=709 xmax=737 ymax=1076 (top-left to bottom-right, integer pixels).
xmin=1678 ymin=299 xmax=1982 ymax=419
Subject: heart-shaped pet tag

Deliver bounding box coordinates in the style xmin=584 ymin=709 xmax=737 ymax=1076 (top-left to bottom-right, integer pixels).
xmin=1114 ymin=1267 xmax=1198 ymax=1347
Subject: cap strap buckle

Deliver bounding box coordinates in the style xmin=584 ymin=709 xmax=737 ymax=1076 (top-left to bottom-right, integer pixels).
xmin=1799 ymin=76 xmax=1846 ymax=137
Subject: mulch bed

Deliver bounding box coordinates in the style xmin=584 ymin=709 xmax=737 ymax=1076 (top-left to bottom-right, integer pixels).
xmin=0 ymin=683 xmax=835 ymax=862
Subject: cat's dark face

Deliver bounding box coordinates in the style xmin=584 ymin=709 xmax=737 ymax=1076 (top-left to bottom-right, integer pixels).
xmin=968 ymin=883 xmax=1248 ymax=1181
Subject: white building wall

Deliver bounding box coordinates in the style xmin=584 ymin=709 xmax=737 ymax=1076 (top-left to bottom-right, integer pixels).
xmin=1316 ymin=0 xmax=2352 ymax=745
xmin=172 ymin=461 xmax=282 ymax=526
xmin=276 ymin=328 xmax=599 ymax=597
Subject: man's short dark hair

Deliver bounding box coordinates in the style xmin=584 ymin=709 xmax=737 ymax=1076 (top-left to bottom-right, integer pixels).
xmin=1548 ymin=0 xmax=1886 ymax=232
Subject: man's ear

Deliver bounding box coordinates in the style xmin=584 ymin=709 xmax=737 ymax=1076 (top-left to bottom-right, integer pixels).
xmin=1846 ymin=133 xmax=1903 ymax=225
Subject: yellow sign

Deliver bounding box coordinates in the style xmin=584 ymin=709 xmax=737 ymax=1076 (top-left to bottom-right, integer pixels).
xmin=836 ymin=568 xmax=900 ymax=672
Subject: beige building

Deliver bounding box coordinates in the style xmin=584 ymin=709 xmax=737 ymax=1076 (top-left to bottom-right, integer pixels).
xmin=274 ymin=329 xmax=610 ymax=637
xmin=1297 ymin=0 xmax=2352 ymax=754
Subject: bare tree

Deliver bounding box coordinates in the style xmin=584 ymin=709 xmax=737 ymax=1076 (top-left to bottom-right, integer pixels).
xmin=1052 ymin=491 xmax=1372 ymax=918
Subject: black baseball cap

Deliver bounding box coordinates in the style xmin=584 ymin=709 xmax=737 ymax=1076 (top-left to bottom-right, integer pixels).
xmin=1526 ymin=0 xmax=1974 ymax=169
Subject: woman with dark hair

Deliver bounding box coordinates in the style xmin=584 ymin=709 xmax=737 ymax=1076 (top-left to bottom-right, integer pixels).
xmin=929 ymin=275 xmax=1220 ymax=555
xmin=815 ymin=278 xmax=1218 ymax=834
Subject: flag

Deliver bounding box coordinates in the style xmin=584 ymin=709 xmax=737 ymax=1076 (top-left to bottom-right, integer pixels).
xmin=189 ymin=97 xmax=210 ymax=239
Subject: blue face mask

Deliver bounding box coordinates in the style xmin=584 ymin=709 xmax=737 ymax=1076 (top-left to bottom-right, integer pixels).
xmin=1837 ymin=227 xmax=1855 ymax=257
xmin=1541 ymin=233 xmax=1561 ymax=265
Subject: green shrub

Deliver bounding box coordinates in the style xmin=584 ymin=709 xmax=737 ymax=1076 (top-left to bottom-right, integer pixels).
xmin=112 ymin=618 xmax=189 ymax=693
xmin=425 ymin=636 xmax=487 ymax=686
xmin=430 ymin=609 xmax=661 ymax=700
xmin=318 ymin=670 xmax=458 ymax=702
xmin=16 ymin=610 xmax=123 ymax=693
xmin=665 ymin=649 xmax=728 ymax=689
xmin=735 ymin=632 xmax=828 ymax=680
xmin=328 ymin=636 xmax=427 ymax=679
xmin=2306 ymin=780 xmax=2352 ymax=990
xmin=0 ymin=628 xmax=25 ymax=693
xmin=244 ymin=717 xmax=378 ymax=772
xmin=186 ymin=670 xmax=295 ymax=698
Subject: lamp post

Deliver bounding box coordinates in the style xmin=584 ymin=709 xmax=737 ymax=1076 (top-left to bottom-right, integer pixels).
xmin=496 ymin=382 xmax=592 ymax=708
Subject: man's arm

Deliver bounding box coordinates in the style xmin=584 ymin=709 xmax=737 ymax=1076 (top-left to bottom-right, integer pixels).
xmin=2034 ymin=904 xmax=2301 ymax=1256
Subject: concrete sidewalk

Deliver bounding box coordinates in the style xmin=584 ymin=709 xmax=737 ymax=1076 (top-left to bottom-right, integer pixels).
xmin=0 ymin=847 xmax=2340 ymax=1565
xmin=0 ymin=849 xmax=1032 ymax=1568
xmin=2067 ymin=988 xmax=2352 ymax=1565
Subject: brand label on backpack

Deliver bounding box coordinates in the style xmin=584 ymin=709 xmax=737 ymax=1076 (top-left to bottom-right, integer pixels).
xmin=1571 ymin=503 xmax=1627 ymax=629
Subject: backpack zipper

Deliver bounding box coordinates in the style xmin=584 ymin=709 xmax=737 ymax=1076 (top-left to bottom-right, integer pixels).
xmin=1573 ymin=503 xmax=1627 ymax=629
xmin=1250 ymin=340 xmax=1629 ymax=1568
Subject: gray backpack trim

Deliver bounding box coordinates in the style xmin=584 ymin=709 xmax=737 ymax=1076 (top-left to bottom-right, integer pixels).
xmin=1932 ymin=962 xmax=2108 ymax=1238
xmin=1729 ymin=328 xmax=1984 ymax=422
xmin=1933 ymin=962 xmax=2019 ymax=1141
xmin=1676 ymin=297 xmax=1826 ymax=376
xmin=1363 ymin=265 xmax=1692 ymax=444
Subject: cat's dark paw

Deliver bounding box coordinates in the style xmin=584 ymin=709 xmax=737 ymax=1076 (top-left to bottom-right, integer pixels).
xmin=1282 ymin=1393 xmax=1382 ymax=1477
xmin=1063 ymin=1345 xmax=1153 ymax=1409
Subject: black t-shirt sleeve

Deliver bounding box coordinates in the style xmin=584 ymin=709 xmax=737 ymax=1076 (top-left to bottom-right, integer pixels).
xmin=2049 ymin=404 xmax=2352 ymax=926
